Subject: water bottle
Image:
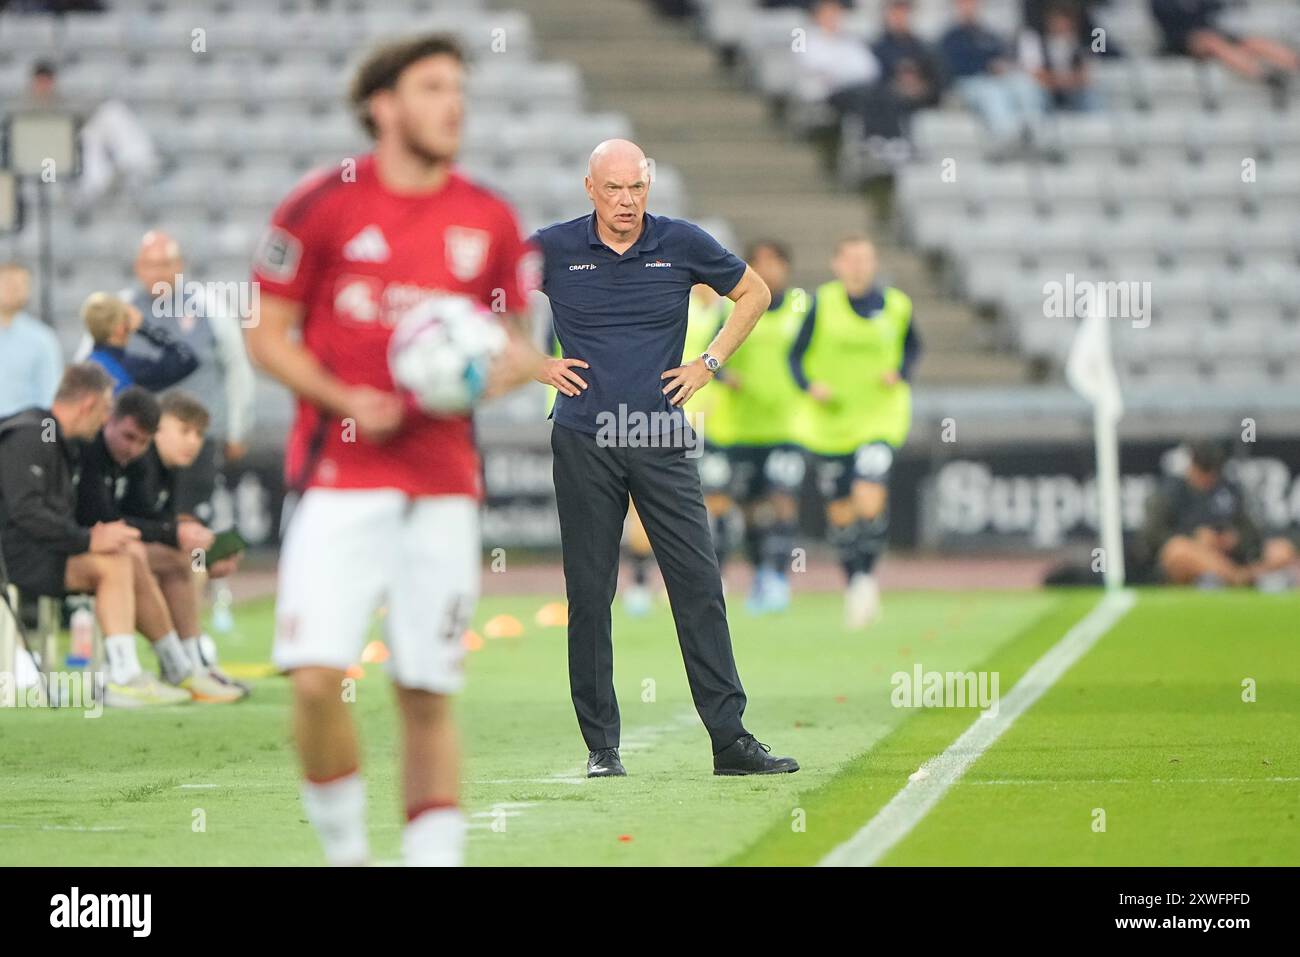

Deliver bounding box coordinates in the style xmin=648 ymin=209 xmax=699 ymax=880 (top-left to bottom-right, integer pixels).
xmin=212 ymin=583 xmax=234 ymax=634
xmin=68 ymin=600 xmax=95 ymax=669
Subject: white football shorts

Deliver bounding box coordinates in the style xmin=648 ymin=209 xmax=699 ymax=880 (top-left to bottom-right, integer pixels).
xmin=273 ymin=488 xmax=480 ymax=694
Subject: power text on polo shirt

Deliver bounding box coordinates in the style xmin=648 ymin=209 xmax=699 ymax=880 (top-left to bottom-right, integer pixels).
xmin=49 ymin=887 xmax=152 ymax=938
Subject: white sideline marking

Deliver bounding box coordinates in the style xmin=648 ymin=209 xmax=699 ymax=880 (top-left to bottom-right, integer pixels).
xmin=820 ymin=590 xmax=1137 ymax=868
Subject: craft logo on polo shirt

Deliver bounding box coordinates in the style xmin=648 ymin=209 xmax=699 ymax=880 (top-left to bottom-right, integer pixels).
xmin=568 ymin=263 xmax=597 ymax=271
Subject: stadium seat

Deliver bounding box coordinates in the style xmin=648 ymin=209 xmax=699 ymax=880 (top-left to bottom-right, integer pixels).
xmin=0 ymin=13 xmax=59 ymax=56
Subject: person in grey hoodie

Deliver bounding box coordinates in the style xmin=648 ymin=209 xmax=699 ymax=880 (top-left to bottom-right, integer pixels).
xmin=79 ymin=230 xmax=256 ymax=523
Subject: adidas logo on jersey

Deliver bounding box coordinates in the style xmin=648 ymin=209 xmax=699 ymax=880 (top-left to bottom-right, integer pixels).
xmin=343 ymin=226 xmax=390 ymax=263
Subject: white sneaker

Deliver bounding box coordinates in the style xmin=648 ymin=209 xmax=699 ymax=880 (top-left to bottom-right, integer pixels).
xmin=204 ymin=663 xmax=251 ymax=696
xmin=104 ymin=672 xmax=192 ymax=708
xmin=845 ymin=573 xmax=881 ymax=630
xmin=173 ymin=669 xmax=244 ymax=704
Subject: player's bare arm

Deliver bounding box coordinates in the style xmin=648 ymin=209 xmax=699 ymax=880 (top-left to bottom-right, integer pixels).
xmin=484 ymin=310 xmax=588 ymax=398
xmin=483 ymin=312 xmax=555 ymax=399
xmin=661 ymin=265 xmax=770 ymax=407
xmin=246 ymin=291 xmax=402 ymax=442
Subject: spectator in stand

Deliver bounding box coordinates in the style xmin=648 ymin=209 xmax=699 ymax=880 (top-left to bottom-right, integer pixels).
xmin=0 ymin=262 xmax=62 ymax=418
xmin=1019 ymin=1 xmax=1100 ymax=110
xmin=1142 ymin=440 xmax=1297 ymax=589
xmin=797 ymin=0 xmax=882 ymax=120
xmin=1150 ymin=0 xmax=1298 ymax=99
xmin=873 ymin=0 xmax=945 ymax=118
xmin=82 ymin=292 xmax=198 ymax=395
xmin=1023 ymin=0 xmax=1115 ymax=53
xmin=17 ymin=61 xmax=159 ymax=209
xmin=940 ymin=0 xmax=1047 ymax=155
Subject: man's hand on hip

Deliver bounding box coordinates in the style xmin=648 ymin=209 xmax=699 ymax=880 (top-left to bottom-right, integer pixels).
xmin=661 ymin=357 xmax=713 ymax=407
xmin=536 ymin=356 xmax=590 ymax=397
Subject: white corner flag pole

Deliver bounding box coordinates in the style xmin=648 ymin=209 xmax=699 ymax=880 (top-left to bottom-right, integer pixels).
xmin=1065 ymin=299 xmax=1126 ymax=590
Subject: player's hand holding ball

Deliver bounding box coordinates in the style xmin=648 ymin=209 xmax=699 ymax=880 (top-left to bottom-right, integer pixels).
xmin=389 ymin=293 xmax=506 ymax=415
xmin=536 ymin=355 xmax=590 ymax=397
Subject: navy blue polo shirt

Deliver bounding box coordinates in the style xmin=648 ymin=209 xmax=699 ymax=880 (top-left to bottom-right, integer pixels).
xmin=531 ymin=212 xmax=747 ymax=436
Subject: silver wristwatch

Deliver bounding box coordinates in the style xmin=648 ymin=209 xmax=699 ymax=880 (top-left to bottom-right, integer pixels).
xmin=701 ymin=353 xmax=721 ymax=373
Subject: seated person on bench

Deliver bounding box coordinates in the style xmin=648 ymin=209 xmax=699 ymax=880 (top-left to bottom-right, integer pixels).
xmin=75 ymin=386 xmax=245 ymax=702
xmin=0 ymin=364 xmax=183 ymax=707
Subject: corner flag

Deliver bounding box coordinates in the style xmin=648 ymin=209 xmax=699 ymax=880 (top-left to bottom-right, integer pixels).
xmin=1066 ymin=305 xmax=1126 ymax=590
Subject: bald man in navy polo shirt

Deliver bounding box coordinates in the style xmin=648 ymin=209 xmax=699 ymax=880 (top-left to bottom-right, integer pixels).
xmin=531 ymin=139 xmax=799 ymax=778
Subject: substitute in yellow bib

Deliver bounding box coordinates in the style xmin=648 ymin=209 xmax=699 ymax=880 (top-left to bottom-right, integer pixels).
xmin=701 ymin=241 xmax=810 ymax=613
xmin=789 ymin=234 xmax=920 ymax=629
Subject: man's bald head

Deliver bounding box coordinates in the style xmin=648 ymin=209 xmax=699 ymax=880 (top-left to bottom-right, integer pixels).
xmin=134 ymin=229 xmax=184 ymax=294
xmin=587 ymin=138 xmax=648 ymax=180
xmin=585 ymin=139 xmax=652 ymax=244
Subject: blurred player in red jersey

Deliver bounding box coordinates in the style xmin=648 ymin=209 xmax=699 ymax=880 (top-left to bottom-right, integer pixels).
xmin=246 ymin=35 xmax=544 ymax=866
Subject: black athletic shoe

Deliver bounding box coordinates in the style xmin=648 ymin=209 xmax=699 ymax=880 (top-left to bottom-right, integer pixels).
xmin=587 ymin=748 xmax=626 ymax=778
xmin=713 ymin=735 xmax=799 ymax=776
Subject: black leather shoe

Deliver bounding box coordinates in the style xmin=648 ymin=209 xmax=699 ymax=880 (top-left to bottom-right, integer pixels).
xmin=713 ymin=735 xmax=799 ymax=775
xmin=587 ymin=748 xmax=626 ymax=778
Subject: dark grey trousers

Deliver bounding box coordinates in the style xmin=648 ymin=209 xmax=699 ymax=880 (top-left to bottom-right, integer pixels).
xmin=550 ymin=422 xmax=749 ymax=754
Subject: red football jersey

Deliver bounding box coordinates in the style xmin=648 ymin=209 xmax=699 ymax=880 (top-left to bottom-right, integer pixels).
xmin=251 ymin=155 xmax=535 ymax=498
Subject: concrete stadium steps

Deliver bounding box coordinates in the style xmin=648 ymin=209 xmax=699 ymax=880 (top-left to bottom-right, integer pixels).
xmin=518 ymin=0 xmax=1029 ymax=386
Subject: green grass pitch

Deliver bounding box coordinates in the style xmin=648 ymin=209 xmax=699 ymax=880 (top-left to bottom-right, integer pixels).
xmin=1 ymin=587 xmax=1295 ymax=865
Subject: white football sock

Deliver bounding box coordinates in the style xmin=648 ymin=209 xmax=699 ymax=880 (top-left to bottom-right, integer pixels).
xmin=152 ymin=631 xmax=193 ymax=684
xmin=402 ymin=805 xmax=466 ymax=867
xmin=104 ymin=634 xmax=142 ymax=685
xmin=182 ymin=636 xmax=205 ymax=670
xmin=302 ymin=773 xmax=370 ymax=866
